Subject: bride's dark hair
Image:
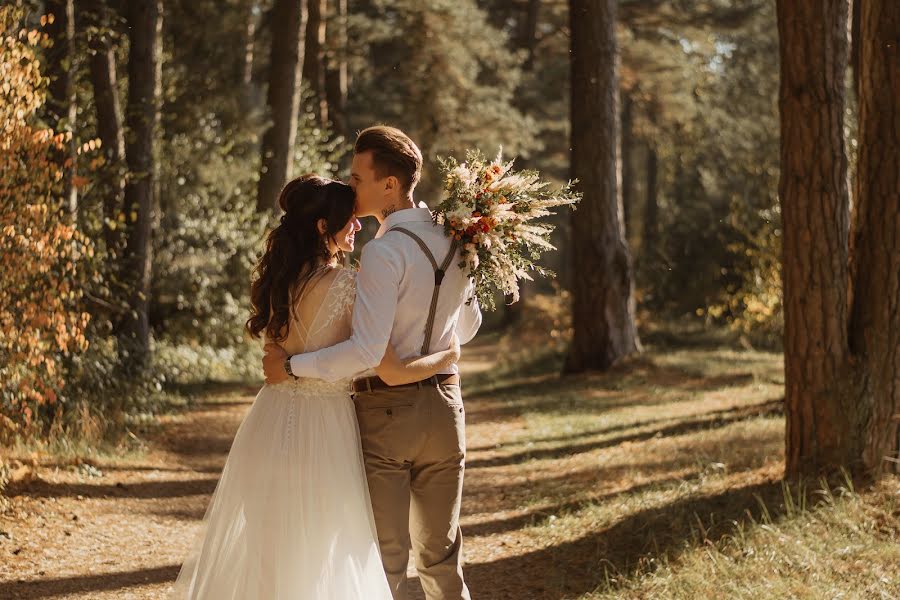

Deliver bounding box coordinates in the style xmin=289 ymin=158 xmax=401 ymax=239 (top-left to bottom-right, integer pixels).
xmin=246 ymin=174 xmax=356 ymax=341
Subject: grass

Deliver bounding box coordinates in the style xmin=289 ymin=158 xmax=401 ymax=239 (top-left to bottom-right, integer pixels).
xmin=585 ymin=479 xmax=900 ymax=599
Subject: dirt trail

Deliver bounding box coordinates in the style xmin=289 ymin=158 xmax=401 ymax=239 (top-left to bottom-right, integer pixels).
xmin=0 ymin=339 xmax=521 ymax=599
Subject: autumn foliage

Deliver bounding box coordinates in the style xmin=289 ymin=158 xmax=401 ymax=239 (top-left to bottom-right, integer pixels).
xmin=0 ymin=7 xmax=93 ymax=433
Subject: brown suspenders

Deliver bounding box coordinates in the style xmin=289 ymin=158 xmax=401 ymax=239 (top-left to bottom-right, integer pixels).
xmin=388 ymin=227 xmax=459 ymax=355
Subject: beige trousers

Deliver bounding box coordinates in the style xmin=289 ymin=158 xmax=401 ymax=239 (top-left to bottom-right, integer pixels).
xmin=353 ymin=382 xmax=471 ymax=600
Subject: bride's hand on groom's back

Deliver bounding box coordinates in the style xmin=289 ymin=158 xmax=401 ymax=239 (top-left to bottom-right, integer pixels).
xmin=263 ymin=343 xmax=290 ymax=384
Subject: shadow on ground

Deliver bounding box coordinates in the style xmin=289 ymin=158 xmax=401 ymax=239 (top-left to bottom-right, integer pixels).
xmin=0 ymin=565 xmax=181 ymax=600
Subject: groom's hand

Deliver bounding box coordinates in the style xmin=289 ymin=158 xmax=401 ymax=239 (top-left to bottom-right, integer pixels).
xmin=263 ymin=343 xmax=290 ymax=384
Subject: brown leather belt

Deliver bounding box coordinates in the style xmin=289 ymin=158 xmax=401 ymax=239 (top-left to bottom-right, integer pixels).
xmin=352 ymin=373 xmax=460 ymax=394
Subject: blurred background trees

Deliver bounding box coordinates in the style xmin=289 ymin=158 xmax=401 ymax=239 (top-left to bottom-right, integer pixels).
xmin=2 ymin=0 xmax=894 ymax=479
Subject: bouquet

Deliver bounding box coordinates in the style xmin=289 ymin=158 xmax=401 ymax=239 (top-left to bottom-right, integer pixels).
xmin=433 ymin=149 xmax=581 ymax=311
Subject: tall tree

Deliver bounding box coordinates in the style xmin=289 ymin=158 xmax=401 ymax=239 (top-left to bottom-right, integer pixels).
xmin=778 ymin=0 xmax=898 ymax=479
xmin=256 ymin=0 xmax=307 ymax=213
xmin=85 ymin=0 xmax=126 ymax=254
xmin=849 ymin=0 xmax=899 ymax=476
xmin=44 ymin=0 xmax=78 ymax=217
xmin=851 ymin=0 xmax=861 ymax=95
xmin=303 ymin=0 xmax=327 ymax=124
xmin=643 ymin=139 xmax=659 ymax=257
xmin=620 ymin=90 xmax=635 ymax=232
xmin=121 ymin=0 xmax=162 ymax=368
xmin=324 ymin=0 xmax=348 ymax=139
xmin=518 ymin=0 xmax=540 ymax=70
xmin=240 ymin=0 xmax=260 ymax=113
xmin=565 ymin=0 xmax=641 ymax=373
xmin=778 ymin=0 xmax=851 ymax=479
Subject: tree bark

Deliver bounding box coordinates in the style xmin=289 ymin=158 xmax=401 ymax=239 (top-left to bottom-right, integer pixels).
xmin=519 ymin=0 xmax=540 ymax=70
xmin=240 ymin=0 xmax=260 ymax=113
xmin=44 ymin=0 xmax=78 ymax=217
xmin=851 ymin=0 xmax=861 ymax=97
xmin=643 ymin=141 xmax=658 ymax=257
xmin=620 ymin=90 xmax=635 ymax=233
xmin=121 ymin=0 xmax=162 ymax=368
xmin=564 ymin=0 xmax=641 ymax=373
xmin=86 ymin=1 xmax=126 ymax=254
xmin=303 ymin=0 xmax=327 ymax=124
xmin=849 ymin=0 xmax=899 ymax=476
xmin=777 ymin=0 xmax=853 ymax=478
xmin=325 ymin=0 xmax=348 ymax=139
xmin=257 ymin=0 xmax=307 ymax=213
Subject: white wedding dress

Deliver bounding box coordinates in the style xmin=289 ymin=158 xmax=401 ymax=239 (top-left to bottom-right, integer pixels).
xmin=170 ymin=267 xmax=392 ymax=599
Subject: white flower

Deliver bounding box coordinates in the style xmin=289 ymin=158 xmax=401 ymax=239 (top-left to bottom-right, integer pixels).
xmin=452 ymin=164 xmax=476 ymax=186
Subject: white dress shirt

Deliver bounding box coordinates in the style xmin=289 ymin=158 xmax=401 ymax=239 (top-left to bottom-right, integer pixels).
xmin=289 ymin=202 xmax=483 ymax=382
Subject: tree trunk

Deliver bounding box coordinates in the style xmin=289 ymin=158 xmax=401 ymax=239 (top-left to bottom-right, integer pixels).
xmin=643 ymin=141 xmax=658 ymax=257
xmin=44 ymin=0 xmax=78 ymax=217
xmin=849 ymin=0 xmax=899 ymax=477
xmin=241 ymin=1 xmax=259 ymax=112
xmin=620 ymin=90 xmax=635 ymax=234
xmin=86 ymin=0 xmax=126 ymax=255
xmin=777 ymin=0 xmax=853 ymax=478
xmin=519 ymin=0 xmax=540 ymax=70
xmin=303 ymin=0 xmax=327 ymax=124
xmin=851 ymin=0 xmax=861 ymax=97
xmin=257 ymin=0 xmax=307 ymax=213
xmin=325 ymin=0 xmax=348 ymax=139
xmin=564 ymin=0 xmax=641 ymax=373
xmin=121 ymin=0 xmax=162 ymax=369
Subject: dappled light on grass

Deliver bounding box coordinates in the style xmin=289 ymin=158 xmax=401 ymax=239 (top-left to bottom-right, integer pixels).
xmin=454 ymin=327 xmax=896 ymax=599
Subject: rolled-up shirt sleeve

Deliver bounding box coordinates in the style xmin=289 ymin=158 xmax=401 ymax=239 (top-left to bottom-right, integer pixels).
xmin=455 ymin=280 xmax=482 ymax=345
xmin=289 ymin=241 xmax=402 ymax=382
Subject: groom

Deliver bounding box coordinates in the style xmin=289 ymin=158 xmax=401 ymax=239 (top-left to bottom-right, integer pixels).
xmin=262 ymin=126 xmax=481 ymax=600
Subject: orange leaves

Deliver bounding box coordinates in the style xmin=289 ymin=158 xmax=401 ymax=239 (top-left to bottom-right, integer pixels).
xmin=0 ymin=6 xmax=93 ymax=424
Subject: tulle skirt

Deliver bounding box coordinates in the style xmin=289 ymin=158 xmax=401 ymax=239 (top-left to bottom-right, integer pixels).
xmin=170 ymin=379 xmax=392 ymax=600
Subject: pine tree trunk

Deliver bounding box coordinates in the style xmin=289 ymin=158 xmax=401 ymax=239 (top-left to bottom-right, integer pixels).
xmin=565 ymin=0 xmax=641 ymax=373
xmin=303 ymin=0 xmax=327 ymax=124
xmin=325 ymin=0 xmax=348 ymax=139
xmin=242 ymin=0 xmax=259 ymax=110
xmin=519 ymin=0 xmax=540 ymax=70
xmin=851 ymin=0 xmax=861 ymax=96
xmin=620 ymin=90 xmax=635 ymax=233
xmin=777 ymin=0 xmax=853 ymax=478
xmin=86 ymin=3 xmax=126 ymax=254
xmin=643 ymin=142 xmax=658 ymax=257
xmin=849 ymin=0 xmax=899 ymax=476
xmin=44 ymin=0 xmax=78 ymax=217
xmin=121 ymin=0 xmax=162 ymax=369
xmin=257 ymin=0 xmax=307 ymax=213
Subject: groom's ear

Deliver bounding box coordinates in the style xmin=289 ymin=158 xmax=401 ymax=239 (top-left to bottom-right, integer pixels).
xmin=384 ymin=175 xmax=399 ymax=194
xmin=316 ymin=218 xmax=327 ymax=235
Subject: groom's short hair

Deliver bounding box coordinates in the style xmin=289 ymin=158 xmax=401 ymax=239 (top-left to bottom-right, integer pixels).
xmin=354 ymin=126 xmax=423 ymax=196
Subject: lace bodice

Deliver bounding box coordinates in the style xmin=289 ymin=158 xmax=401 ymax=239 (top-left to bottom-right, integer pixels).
xmin=302 ymin=267 xmax=357 ymax=350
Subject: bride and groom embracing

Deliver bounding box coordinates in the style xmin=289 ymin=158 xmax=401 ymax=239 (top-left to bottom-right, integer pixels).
xmin=171 ymin=126 xmax=481 ymax=599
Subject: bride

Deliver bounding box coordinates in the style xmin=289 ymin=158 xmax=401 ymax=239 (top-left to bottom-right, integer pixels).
xmin=170 ymin=175 xmax=460 ymax=599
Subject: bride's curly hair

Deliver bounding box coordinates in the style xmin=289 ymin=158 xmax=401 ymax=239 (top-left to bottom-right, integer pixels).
xmin=246 ymin=175 xmax=356 ymax=341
